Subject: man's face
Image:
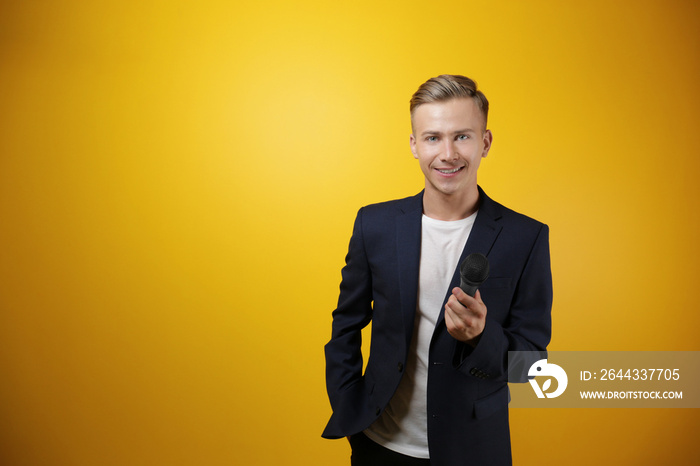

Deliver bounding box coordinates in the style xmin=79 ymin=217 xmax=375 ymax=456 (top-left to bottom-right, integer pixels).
xmin=410 ymin=98 xmax=492 ymax=199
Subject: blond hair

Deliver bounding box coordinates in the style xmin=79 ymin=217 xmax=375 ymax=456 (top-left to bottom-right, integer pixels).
xmin=410 ymin=74 xmax=489 ymax=128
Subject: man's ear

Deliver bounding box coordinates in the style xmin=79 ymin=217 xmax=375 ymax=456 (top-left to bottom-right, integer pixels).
xmin=410 ymin=134 xmax=418 ymax=159
xmin=481 ymin=129 xmax=493 ymax=158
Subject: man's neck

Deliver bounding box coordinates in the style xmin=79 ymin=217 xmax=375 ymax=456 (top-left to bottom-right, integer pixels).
xmin=422 ymin=187 xmax=480 ymax=221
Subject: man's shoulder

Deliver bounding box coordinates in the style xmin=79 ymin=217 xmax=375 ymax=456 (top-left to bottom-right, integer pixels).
xmin=480 ymin=189 xmax=548 ymax=231
xmin=359 ymin=192 xmax=423 ymax=217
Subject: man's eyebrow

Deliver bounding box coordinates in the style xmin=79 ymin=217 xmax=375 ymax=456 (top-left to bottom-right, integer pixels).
xmin=420 ymin=128 xmax=477 ymax=136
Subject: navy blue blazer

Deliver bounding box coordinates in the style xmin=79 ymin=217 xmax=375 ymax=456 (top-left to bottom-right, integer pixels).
xmin=323 ymin=187 xmax=553 ymax=466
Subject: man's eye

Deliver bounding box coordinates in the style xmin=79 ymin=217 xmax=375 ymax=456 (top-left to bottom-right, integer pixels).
xmin=427 ymin=136 xmax=438 ymax=142
xmin=457 ymin=134 xmax=469 ymax=141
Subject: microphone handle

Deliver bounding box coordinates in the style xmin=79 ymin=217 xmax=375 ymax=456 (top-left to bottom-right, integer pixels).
xmin=459 ymin=278 xmax=479 ymax=297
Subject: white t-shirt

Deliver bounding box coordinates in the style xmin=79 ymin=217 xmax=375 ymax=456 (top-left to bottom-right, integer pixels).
xmin=364 ymin=211 xmax=477 ymax=458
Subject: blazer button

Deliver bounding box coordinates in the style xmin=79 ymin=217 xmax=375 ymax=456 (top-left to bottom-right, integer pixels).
xmin=398 ymin=362 xmax=404 ymax=372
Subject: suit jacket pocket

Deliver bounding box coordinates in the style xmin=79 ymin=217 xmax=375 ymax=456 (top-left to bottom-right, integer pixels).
xmin=480 ymin=277 xmax=512 ymax=290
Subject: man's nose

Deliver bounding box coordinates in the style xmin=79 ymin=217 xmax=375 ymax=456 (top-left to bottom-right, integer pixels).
xmin=441 ymin=141 xmax=458 ymax=161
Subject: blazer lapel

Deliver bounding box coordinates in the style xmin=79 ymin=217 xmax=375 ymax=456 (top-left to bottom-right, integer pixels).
xmin=396 ymin=192 xmax=424 ymax=349
xmin=437 ymin=186 xmax=503 ymax=324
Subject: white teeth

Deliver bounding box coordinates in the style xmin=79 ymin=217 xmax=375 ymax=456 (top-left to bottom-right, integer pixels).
xmin=437 ymin=167 xmax=462 ymax=174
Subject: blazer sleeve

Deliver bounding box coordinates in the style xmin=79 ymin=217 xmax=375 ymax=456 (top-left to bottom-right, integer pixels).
xmin=323 ymin=207 xmax=374 ymax=436
xmin=455 ymin=223 xmax=553 ymax=381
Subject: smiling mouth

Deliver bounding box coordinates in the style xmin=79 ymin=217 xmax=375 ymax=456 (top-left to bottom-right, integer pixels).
xmin=436 ymin=167 xmax=464 ymax=174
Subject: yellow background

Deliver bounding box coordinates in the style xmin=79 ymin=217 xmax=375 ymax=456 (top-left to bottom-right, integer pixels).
xmin=1 ymin=0 xmax=698 ymax=464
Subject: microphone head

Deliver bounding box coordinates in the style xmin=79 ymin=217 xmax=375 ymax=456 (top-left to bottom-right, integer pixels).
xmin=460 ymin=253 xmax=490 ymax=285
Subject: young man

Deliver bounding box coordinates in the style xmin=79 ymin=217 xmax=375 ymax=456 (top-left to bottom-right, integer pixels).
xmin=323 ymin=75 xmax=553 ymax=465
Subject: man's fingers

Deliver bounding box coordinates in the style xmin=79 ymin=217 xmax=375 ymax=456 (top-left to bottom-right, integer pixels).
xmin=445 ymin=304 xmax=472 ymax=330
xmin=452 ymin=287 xmax=484 ymax=307
xmin=450 ymin=289 xmax=486 ymax=318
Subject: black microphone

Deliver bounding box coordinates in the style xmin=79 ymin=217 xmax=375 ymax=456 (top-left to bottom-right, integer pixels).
xmin=459 ymin=253 xmax=489 ymax=297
